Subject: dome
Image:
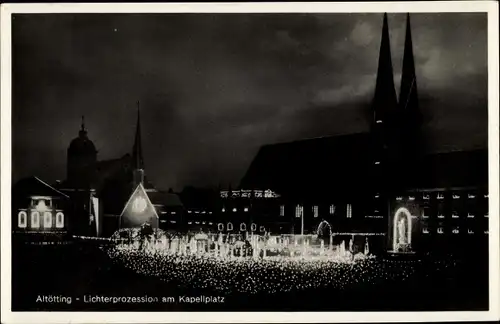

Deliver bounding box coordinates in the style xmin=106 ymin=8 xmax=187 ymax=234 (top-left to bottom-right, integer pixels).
xmin=68 ymin=132 xmax=97 ymax=154
xmin=68 ymin=117 xmax=97 ymax=155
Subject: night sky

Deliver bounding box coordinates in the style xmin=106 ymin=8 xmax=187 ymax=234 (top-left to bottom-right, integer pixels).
xmin=12 ymin=13 xmax=487 ymax=190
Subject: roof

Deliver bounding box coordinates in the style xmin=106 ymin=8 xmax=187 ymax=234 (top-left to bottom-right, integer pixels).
xmin=240 ymin=132 xmax=488 ymax=198
xmin=240 ymin=133 xmax=376 ymax=198
xmin=12 ymin=176 xmax=70 ymax=199
xmin=148 ymin=190 xmax=184 ymax=207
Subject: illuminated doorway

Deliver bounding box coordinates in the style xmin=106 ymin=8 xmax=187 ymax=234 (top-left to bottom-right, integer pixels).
xmin=392 ymin=207 xmax=412 ymax=252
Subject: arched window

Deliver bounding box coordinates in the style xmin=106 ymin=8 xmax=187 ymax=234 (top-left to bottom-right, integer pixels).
xmin=251 ymin=223 xmax=257 ymax=232
xmin=31 ymin=211 xmax=40 ymax=229
xmin=227 ymin=222 xmax=233 ymax=231
xmin=259 ymin=225 xmax=265 ymax=233
xmin=240 ymin=223 xmax=247 ymax=231
xmin=18 ymin=211 xmax=27 ymax=228
xmin=43 ymin=212 xmax=52 ymax=228
xmin=56 ymin=212 xmax=64 ymax=228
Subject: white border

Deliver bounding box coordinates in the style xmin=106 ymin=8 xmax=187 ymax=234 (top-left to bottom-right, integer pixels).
xmin=1 ymin=2 xmax=499 ymax=323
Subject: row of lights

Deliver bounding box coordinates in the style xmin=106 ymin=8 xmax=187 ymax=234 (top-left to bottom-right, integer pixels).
xmin=422 ymin=227 xmax=488 ymax=235
xmin=17 ymin=211 xmax=64 ymax=229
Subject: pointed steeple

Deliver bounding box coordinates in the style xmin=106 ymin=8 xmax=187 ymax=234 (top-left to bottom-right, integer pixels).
xmin=399 ymin=13 xmax=421 ymax=127
xmin=372 ymin=13 xmax=398 ymax=127
xmin=132 ymin=101 xmax=144 ymax=171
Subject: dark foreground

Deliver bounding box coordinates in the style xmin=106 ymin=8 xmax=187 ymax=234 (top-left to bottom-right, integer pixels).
xmin=11 ymin=240 xmax=489 ymax=311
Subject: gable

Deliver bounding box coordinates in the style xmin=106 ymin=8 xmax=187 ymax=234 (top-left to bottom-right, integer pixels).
xmin=120 ymin=183 xmax=159 ymax=229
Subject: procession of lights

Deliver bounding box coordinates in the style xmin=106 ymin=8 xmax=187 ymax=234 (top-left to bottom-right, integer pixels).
xmin=105 ymin=229 xmax=458 ymax=295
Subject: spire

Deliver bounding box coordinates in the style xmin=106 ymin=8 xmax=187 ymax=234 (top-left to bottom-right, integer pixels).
xmin=132 ymin=101 xmax=144 ymax=170
xmin=79 ymin=115 xmax=87 ymax=138
xmin=399 ymin=13 xmax=421 ymax=127
xmin=372 ymin=13 xmax=398 ymax=126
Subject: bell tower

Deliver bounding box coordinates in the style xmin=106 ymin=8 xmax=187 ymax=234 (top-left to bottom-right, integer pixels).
xmin=132 ymin=101 xmax=145 ymax=187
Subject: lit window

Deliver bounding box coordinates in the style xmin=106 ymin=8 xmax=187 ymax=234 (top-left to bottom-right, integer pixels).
xmin=452 ymin=227 xmax=459 ymax=234
xmin=18 ymin=211 xmax=27 ymax=228
xmin=280 ymin=205 xmax=285 ymax=216
xmin=376 ymin=120 xmax=383 ymax=124
xmin=30 ymin=211 xmax=40 ymax=229
xmin=329 ymin=204 xmax=336 ymax=214
xmin=346 ymin=204 xmax=352 ymax=218
xmin=295 ymin=205 xmax=303 ymax=218
xmin=259 ymin=225 xmax=265 ymax=232
xmin=437 ymin=227 xmax=444 ymax=234
xmin=438 ymin=214 xmax=445 ymax=219
xmin=221 ymin=208 xmax=225 ymax=213
xmin=195 ymin=210 xmax=199 ymax=214
xmin=422 ymin=227 xmax=429 ymax=234
xmin=43 ymin=212 xmax=52 ymax=228
xmin=232 ymin=208 xmax=237 ymax=213
xmin=374 ymin=161 xmax=380 ymax=165
xmin=55 ymin=212 xmax=64 ymax=228
xmin=171 ymin=211 xmax=176 ymax=215
xmin=468 ymin=229 xmax=474 ymax=234
xmin=251 ymin=223 xmax=257 ymax=231
xmin=217 ymin=223 xmax=224 ymax=231
xmin=188 ymin=210 xmax=192 ymax=214
xmin=240 ymin=223 xmax=247 ymax=231
xmin=227 ymin=222 xmax=233 ymax=231
xmin=244 ymin=207 xmax=249 ymax=212
xmin=452 ymin=212 xmax=459 ymax=219
xmin=313 ymin=206 xmax=319 ymax=218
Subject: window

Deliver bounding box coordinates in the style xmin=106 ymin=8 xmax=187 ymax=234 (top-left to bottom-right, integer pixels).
xmin=452 ymin=212 xmax=459 ymax=219
xmin=313 ymin=206 xmax=319 ymax=218
xmin=437 ymin=227 xmax=444 ymax=234
xmin=452 ymin=227 xmax=459 ymax=234
xmin=259 ymin=225 xmax=265 ymax=232
xmin=30 ymin=211 xmax=40 ymax=229
xmin=422 ymin=227 xmax=429 ymax=234
xmin=221 ymin=208 xmax=225 ymax=213
xmin=251 ymin=223 xmax=257 ymax=231
xmin=295 ymin=205 xmax=303 ymax=218
xmin=244 ymin=207 xmax=249 ymax=212
xmin=227 ymin=222 xmax=233 ymax=231
xmin=232 ymin=208 xmax=237 ymax=213
xmin=55 ymin=212 xmax=64 ymax=228
xmin=18 ymin=211 xmax=27 ymax=228
xmin=280 ymin=205 xmax=285 ymax=217
xmin=346 ymin=204 xmax=352 ymax=218
xmin=329 ymin=204 xmax=336 ymax=214
xmin=217 ymin=223 xmax=224 ymax=231
xmin=240 ymin=223 xmax=247 ymax=231
xmin=43 ymin=212 xmax=52 ymax=228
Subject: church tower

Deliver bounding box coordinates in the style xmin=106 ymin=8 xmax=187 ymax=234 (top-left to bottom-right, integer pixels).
xmin=132 ymin=101 xmax=145 ymax=187
xmin=67 ymin=116 xmax=97 ymax=187
xmin=398 ymin=13 xmax=422 ymax=156
xmin=371 ymin=13 xmax=399 ymax=160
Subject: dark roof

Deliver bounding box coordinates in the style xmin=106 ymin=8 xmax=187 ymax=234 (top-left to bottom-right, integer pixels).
xmin=13 ymin=176 xmax=70 ymax=199
xmin=179 ymin=187 xmax=219 ymax=209
xmin=148 ymin=191 xmax=183 ymax=207
xmin=240 ymin=132 xmax=488 ymax=198
xmin=240 ymin=133 xmax=376 ymax=198
xmin=413 ymin=149 xmax=488 ymax=189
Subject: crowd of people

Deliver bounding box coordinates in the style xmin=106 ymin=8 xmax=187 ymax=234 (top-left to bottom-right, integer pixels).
xmin=104 ymin=228 xmax=459 ymax=295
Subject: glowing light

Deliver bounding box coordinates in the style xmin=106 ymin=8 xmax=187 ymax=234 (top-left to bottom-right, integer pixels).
xmin=467 ymin=213 xmax=475 ymax=218
xmin=484 ymin=194 xmax=489 ymax=198
xmin=396 ymin=197 xmax=403 ymax=201
xmin=220 ymin=191 xmax=228 ymax=198
xmin=452 ymin=227 xmax=459 ymax=234
xmin=172 ymin=211 xmax=176 ymax=215
xmin=452 ymin=194 xmax=460 ymax=199
xmin=31 ymin=211 xmax=40 ymax=228
xmin=188 ymin=210 xmax=192 ymax=214
xmin=18 ymin=211 xmax=27 ymax=228
xmin=132 ymin=197 xmax=147 ymax=213
xmin=232 ymin=208 xmax=237 ymax=213
xmin=452 ymin=213 xmax=459 ymax=219
xmin=221 ymin=208 xmax=225 ymax=213
xmin=423 ymin=194 xmax=430 ymax=200
xmin=438 ymin=214 xmax=445 ymax=219
xmin=55 ymin=212 xmax=64 ymax=228
xmin=295 ymin=205 xmax=303 ymax=218
xmin=346 ymin=204 xmax=352 ymax=218
xmin=232 ymin=190 xmax=240 ymax=198
xmin=244 ymin=207 xmax=249 ymax=212
xmin=218 ymin=223 xmax=224 ymax=231
xmin=374 ymin=161 xmax=380 ymax=165
xmin=437 ymin=227 xmax=443 ymax=234
xmin=408 ymin=196 xmax=415 ymax=201
xmin=251 ymin=223 xmax=257 ymax=232
xmin=35 ymin=199 xmax=49 ymax=211
xmin=329 ymin=205 xmax=336 ymax=214
xmin=422 ymin=228 xmax=429 ymax=234
xmin=437 ymin=193 xmax=444 ymax=200
xmin=188 ymin=221 xmax=192 ymax=225
xmin=376 ymin=119 xmax=383 ymax=124
xmin=392 ymin=207 xmax=412 ymax=252
xmin=280 ymin=205 xmax=285 ymax=217
xmin=468 ymin=229 xmax=474 ymax=234
xmin=468 ymin=194 xmax=476 ymax=199
xmin=201 ymin=211 xmax=206 ymax=214
xmin=195 ymin=211 xmax=200 ymax=214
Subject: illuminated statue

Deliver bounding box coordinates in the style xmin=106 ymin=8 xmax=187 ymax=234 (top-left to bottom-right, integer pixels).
xmin=398 ymin=218 xmax=407 ymax=245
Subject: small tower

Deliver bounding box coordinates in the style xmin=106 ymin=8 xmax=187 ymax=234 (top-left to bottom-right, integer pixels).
xmin=67 ymin=115 xmax=97 ymax=187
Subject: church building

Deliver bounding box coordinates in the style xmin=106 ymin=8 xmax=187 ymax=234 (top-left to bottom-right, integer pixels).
xmin=238 ymin=13 xmax=489 ymax=255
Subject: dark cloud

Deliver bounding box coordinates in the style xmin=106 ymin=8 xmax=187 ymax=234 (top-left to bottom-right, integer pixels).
xmin=11 ymin=13 xmax=488 ymax=190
